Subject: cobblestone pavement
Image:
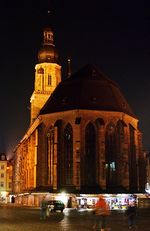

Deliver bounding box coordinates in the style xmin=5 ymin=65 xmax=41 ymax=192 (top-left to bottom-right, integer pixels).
xmin=0 ymin=205 xmax=150 ymax=231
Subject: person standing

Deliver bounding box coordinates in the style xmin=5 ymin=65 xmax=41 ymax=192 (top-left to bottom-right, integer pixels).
xmin=125 ymin=201 xmax=137 ymax=229
xmin=40 ymin=196 xmax=48 ymax=220
xmin=93 ymin=195 xmax=110 ymax=231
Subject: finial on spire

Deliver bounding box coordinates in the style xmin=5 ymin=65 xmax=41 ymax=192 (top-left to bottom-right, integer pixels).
xmin=45 ymin=0 xmax=53 ymax=28
xmin=47 ymin=0 xmax=52 ymax=15
xmin=67 ymin=57 xmax=71 ymax=78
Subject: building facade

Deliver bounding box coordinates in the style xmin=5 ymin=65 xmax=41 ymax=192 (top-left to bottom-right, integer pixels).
xmin=13 ymin=24 xmax=146 ymax=207
xmin=0 ymin=153 xmax=13 ymax=202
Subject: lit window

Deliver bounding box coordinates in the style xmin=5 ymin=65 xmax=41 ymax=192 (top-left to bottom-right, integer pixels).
xmin=1 ymin=173 xmax=4 ymax=178
xmin=110 ymin=162 xmax=116 ymax=171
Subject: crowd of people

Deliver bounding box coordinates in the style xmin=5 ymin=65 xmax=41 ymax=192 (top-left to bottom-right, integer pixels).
xmin=39 ymin=195 xmax=138 ymax=230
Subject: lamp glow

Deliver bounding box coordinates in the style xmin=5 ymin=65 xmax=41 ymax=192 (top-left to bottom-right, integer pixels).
xmin=145 ymin=183 xmax=150 ymax=194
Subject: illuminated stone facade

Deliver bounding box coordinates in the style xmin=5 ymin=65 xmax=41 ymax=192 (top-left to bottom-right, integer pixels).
xmin=13 ymin=25 xmax=146 ymax=206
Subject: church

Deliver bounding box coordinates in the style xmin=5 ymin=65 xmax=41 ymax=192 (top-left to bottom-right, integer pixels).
xmin=13 ymin=21 xmax=146 ymax=207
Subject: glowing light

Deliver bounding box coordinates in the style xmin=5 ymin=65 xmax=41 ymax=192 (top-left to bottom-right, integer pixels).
xmin=145 ymin=183 xmax=150 ymax=194
xmin=56 ymin=192 xmax=68 ymax=204
xmin=1 ymin=191 xmax=7 ymax=197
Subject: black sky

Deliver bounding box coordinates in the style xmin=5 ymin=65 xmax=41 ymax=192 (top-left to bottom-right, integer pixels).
xmin=1 ymin=0 xmax=150 ymax=157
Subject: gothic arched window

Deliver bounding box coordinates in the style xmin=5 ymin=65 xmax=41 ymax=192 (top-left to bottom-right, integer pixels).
xmin=129 ymin=124 xmax=137 ymax=191
xmin=116 ymin=120 xmax=125 ymax=149
xmin=105 ymin=123 xmax=117 ymax=188
xmin=54 ymin=120 xmax=63 ymax=187
xmin=37 ymin=68 xmax=44 ymax=74
xmin=36 ymin=68 xmax=44 ymax=91
xmin=64 ymin=123 xmax=73 ymax=185
xmin=84 ymin=123 xmax=97 ymax=186
xmin=47 ymin=126 xmax=54 ymax=185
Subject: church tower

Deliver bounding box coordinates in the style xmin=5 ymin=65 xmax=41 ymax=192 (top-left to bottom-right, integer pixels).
xmin=30 ymin=26 xmax=61 ymax=123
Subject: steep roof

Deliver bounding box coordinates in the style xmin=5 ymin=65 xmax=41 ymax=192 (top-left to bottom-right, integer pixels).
xmin=40 ymin=64 xmax=136 ymax=118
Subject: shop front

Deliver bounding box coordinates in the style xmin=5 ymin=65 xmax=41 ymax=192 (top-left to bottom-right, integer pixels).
xmin=76 ymin=193 xmax=138 ymax=210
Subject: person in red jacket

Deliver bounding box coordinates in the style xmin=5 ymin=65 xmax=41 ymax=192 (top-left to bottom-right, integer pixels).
xmin=93 ymin=195 xmax=110 ymax=231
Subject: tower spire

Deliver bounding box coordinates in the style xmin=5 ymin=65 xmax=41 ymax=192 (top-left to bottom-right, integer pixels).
xmin=30 ymin=0 xmax=61 ymax=123
xmin=37 ymin=0 xmax=58 ymax=63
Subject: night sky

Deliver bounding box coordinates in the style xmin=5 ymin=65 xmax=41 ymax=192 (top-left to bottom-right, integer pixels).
xmin=1 ymin=0 xmax=150 ymax=157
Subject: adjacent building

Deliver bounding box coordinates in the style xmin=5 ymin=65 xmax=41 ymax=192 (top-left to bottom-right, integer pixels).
xmin=145 ymin=151 xmax=150 ymax=193
xmin=13 ymin=22 xmax=146 ymax=207
xmin=0 ymin=153 xmax=13 ymax=202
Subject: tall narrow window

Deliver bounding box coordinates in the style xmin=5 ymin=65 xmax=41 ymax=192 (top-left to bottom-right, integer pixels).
xmin=85 ymin=123 xmax=97 ymax=186
xmin=47 ymin=127 xmax=54 ymax=185
xmin=105 ymin=123 xmax=117 ymax=188
xmin=48 ymin=75 xmax=52 ymax=86
xmin=36 ymin=68 xmax=44 ymax=91
xmin=54 ymin=120 xmax=63 ymax=188
xmin=129 ymin=124 xmax=137 ymax=191
xmin=64 ymin=124 xmax=73 ymax=185
xmin=116 ymin=120 xmax=126 ymax=184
